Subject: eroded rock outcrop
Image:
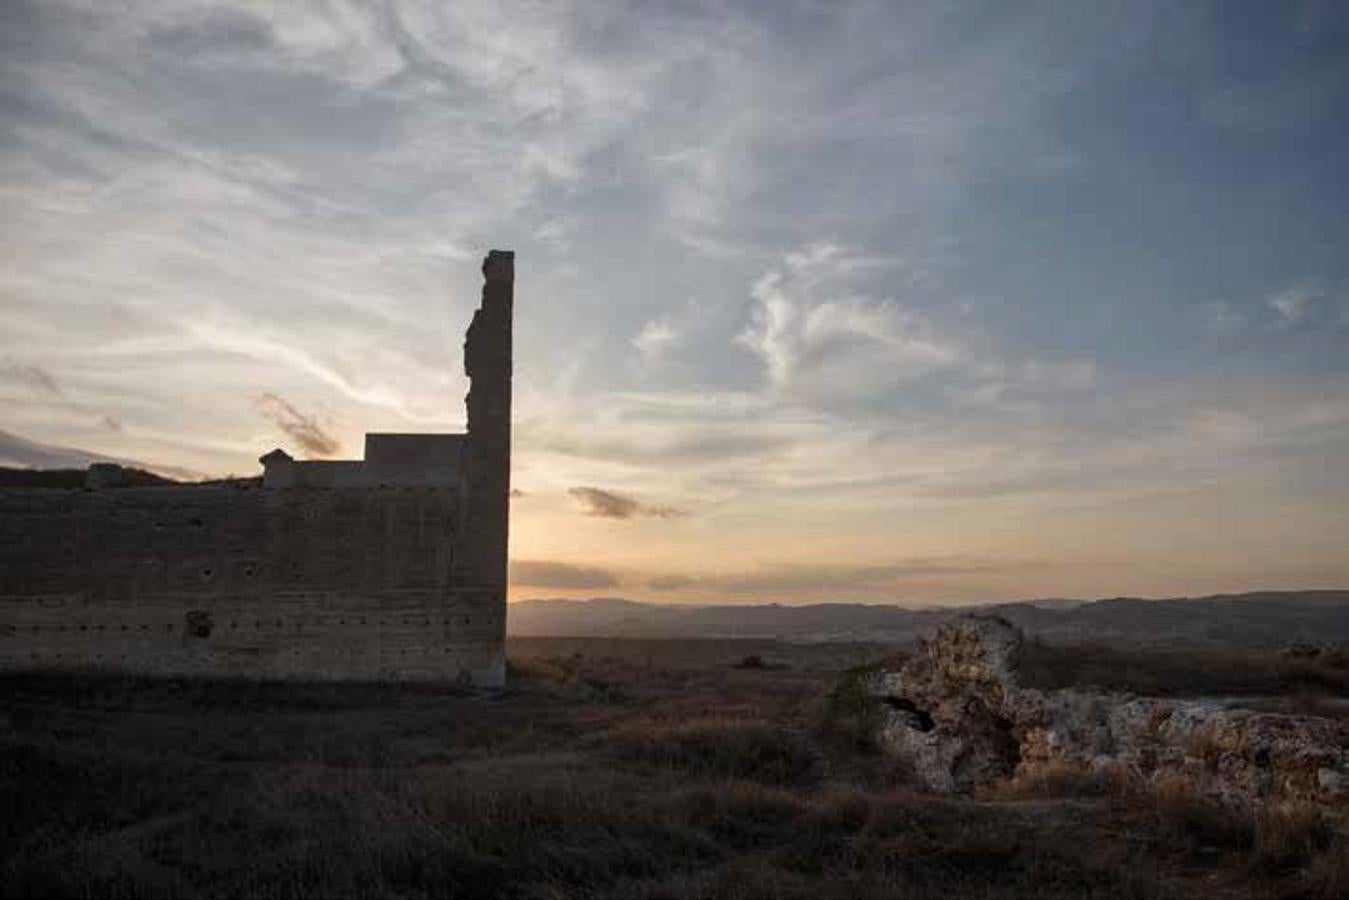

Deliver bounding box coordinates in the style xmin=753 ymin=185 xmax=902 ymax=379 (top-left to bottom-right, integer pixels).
xmin=864 ymin=614 xmax=1349 ymax=800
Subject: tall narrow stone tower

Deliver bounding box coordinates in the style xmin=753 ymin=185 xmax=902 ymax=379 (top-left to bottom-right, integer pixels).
xmin=461 ymin=249 xmax=513 ymax=591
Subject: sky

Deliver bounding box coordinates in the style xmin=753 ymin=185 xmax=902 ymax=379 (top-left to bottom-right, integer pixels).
xmin=2 ymin=1 xmax=1348 ymax=605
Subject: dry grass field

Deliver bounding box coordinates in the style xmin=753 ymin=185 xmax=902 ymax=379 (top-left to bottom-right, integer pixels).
xmin=2 ymin=637 xmax=1345 ymax=899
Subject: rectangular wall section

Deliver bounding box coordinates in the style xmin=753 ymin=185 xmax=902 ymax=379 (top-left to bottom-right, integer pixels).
xmin=0 ymin=484 xmax=505 ymax=683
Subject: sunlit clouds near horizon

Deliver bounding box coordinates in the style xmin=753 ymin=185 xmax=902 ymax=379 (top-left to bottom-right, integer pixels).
xmin=2 ymin=1 xmax=1348 ymax=604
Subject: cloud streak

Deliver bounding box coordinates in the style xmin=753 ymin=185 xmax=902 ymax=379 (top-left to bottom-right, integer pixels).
xmin=648 ymin=557 xmax=1028 ymax=596
xmin=511 ymin=559 xmax=619 ymax=590
xmin=1271 ymin=285 xmax=1321 ymax=324
xmin=568 ymin=486 xmax=687 ymax=520
xmin=1 ymin=360 xmax=62 ymax=396
xmin=254 ymin=392 xmax=339 ymax=459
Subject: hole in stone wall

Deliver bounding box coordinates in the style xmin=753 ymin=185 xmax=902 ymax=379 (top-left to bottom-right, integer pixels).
xmin=185 ymin=610 xmax=213 ymax=639
xmin=189 ymin=517 xmax=204 ymax=528
xmin=883 ymin=697 xmax=936 ymax=732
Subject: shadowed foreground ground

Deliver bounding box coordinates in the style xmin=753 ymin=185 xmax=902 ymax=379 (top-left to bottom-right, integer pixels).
xmin=2 ymin=638 xmax=1345 ymax=899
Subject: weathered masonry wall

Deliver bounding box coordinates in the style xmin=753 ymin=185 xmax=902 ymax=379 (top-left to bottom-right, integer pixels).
xmin=0 ymin=249 xmax=514 ymax=685
xmin=0 ymin=485 xmax=502 ymax=682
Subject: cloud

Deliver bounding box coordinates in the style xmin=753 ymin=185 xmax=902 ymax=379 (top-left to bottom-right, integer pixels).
xmin=1 ymin=360 xmax=62 ymax=396
xmin=648 ymin=557 xmax=1025 ymax=596
xmin=1203 ymin=300 xmax=1246 ymax=336
xmin=632 ymin=316 xmax=679 ymax=365
xmin=254 ymin=392 xmax=339 ymax=458
xmin=735 ymin=244 xmax=961 ymax=399
xmin=568 ymin=485 xmax=688 ymax=520
xmin=533 ymin=217 xmax=575 ymax=252
xmin=733 ymin=242 xmax=1097 ymax=424
xmin=1270 ymin=285 xmax=1322 ymax=324
xmin=570 ymin=486 xmax=638 ymax=518
xmin=510 ymin=559 xmax=619 ymax=590
xmin=647 ymin=574 xmax=700 ymax=591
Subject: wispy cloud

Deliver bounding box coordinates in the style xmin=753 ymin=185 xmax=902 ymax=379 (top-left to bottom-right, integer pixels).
xmin=254 ymin=392 xmax=339 ymax=458
xmin=632 ymin=317 xmax=679 ymax=366
xmin=568 ymin=486 xmax=687 ymax=520
xmin=511 ymin=559 xmax=619 ymax=590
xmin=1270 ymin=284 xmax=1322 ymax=324
xmin=648 ymin=557 xmax=1029 ymax=596
xmin=1203 ymin=300 xmax=1247 ymax=336
xmin=736 ymin=243 xmax=960 ymax=398
xmin=1 ymin=360 xmax=62 ymax=396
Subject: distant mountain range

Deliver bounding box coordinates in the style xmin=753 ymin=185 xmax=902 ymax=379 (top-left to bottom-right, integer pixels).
xmin=508 ymin=591 xmax=1349 ymax=648
xmin=0 ymin=429 xmax=202 ymax=481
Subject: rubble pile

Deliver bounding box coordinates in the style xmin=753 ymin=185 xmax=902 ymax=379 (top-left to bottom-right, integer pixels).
xmin=864 ymin=615 xmax=1349 ymax=799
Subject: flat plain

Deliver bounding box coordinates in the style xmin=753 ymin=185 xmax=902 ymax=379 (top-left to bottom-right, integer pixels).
xmin=2 ymin=637 xmax=1345 ymax=899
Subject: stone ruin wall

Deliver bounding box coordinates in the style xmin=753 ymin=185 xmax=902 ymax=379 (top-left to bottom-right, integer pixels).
xmin=0 ymin=250 xmax=514 ymax=685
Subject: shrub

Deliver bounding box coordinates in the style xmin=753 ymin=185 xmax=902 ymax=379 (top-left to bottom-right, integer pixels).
xmin=604 ymin=718 xmax=823 ymax=785
xmin=1251 ymin=800 xmax=1333 ymax=874
xmin=1146 ymin=774 xmax=1254 ymax=854
xmin=820 ymin=665 xmax=887 ymax=752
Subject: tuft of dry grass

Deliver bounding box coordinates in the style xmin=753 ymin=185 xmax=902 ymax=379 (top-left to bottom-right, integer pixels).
xmin=602 ymin=717 xmax=825 ymax=786
xmin=990 ymin=761 xmax=1125 ymax=800
xmin=1250 ymin=800 xmax=1334 ymax=874
xmin=1145 ymin=774 xmax=1255 ymax=853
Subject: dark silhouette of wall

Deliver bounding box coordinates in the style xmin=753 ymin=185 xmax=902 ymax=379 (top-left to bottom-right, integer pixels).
xmin=0 ymin=250 xmax=514 ymax=685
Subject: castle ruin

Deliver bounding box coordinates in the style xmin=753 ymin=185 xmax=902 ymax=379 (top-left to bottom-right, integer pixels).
xmin=0 ymin=250 xmax=514 ymax=686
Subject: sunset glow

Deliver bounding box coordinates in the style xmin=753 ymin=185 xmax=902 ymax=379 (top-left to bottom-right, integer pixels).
xmin=3 ymin=2 xmax=1347 ymax=603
